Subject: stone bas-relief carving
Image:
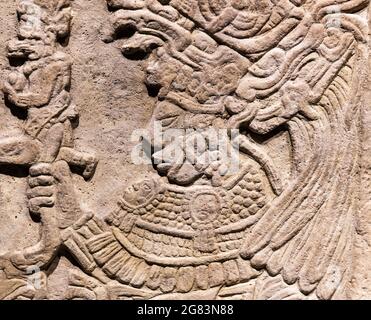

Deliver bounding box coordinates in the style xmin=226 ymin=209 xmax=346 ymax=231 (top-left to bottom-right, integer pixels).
xmin=0 ymin=0 xmax=98 ymax=299
xmin=0 ymin=0 xmax=370 ymax=300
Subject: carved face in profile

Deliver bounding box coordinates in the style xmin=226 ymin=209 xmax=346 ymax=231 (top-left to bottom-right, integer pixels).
xmin=122 ymin=178 xmax=157 ymax=207
xmin=107 ymin=0 xmax=365 ymax=190
xmin=145 ymin=47 xmax=183 ymax=98
xmin=142 ymin=45 xmax=235 ymax=185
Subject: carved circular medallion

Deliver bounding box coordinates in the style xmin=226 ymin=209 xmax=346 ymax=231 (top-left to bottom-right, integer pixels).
xmin=190 ymin=190 xmax=221 ymax=224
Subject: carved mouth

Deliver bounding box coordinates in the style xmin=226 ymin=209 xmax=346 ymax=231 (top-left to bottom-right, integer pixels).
xmin=195 ymin=211 xmax=211 ymax=221
xmin=7 ymin=47 xmax=32 ymax=62
xmin=122 ymin=47 xmax=150 ymax=60
xmin=7 ymin=55 xmax=28 ymax=67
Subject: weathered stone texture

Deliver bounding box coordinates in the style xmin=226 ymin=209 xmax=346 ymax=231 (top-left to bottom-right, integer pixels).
xmin=0 ymin=0 xmax=370 ymax=300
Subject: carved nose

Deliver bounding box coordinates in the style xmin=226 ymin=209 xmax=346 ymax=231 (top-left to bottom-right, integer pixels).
xmin=121 ymin=34 xmax=163 ymax=60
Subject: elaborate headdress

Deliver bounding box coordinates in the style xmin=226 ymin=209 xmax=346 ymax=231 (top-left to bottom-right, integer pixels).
xmin=106 ymin=0 xmax=369 ymax=125
xmin=16 ymin=0 xmax=72 ymax=42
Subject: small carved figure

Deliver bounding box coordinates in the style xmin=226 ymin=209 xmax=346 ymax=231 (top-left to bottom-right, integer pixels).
xmin=2 ymin=0 xmax=97 ymax=178
xmin=1 ymin=0 xmax=369 ymax=300
xmin=0 ymin=0 xmax=98 ymax=299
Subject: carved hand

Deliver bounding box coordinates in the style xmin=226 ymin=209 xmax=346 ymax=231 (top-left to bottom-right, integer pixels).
xmin=27 ymin=161 xmax=82 ymax=229
xmin=27 ymin=163 xmax=56 ymax=216
xmin=3 ymin=90 xmax=33 ymax=109
xmin=2 ymin=81 xmax=18 ymax=104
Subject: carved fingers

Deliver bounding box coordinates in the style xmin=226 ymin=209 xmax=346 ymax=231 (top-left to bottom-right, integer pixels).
xmin=27 ymin=161 xmax=82 ymax=228
xmin=3 ymin=91 xmax=34 ymax=109
xmin=27 ymin=163 xmax=56 ymax=216
xmin=17 ymin=95 xmax=35 ymax=108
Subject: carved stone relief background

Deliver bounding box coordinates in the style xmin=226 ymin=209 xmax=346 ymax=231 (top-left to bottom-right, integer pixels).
xmin=0 ymin=0 xmax=370 ymax=300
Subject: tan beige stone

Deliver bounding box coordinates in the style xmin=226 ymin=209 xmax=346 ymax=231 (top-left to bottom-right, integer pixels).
xmin=0 ymin=0 xmax=370 ymax=300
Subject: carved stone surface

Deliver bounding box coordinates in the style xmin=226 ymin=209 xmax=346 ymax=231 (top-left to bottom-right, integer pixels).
xmin=0 ymin=0 xmax=370 ymax=300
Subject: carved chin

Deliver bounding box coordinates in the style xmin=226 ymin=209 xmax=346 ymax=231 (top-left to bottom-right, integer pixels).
xmin=166 ymin=163 xmax=202 ymax=186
